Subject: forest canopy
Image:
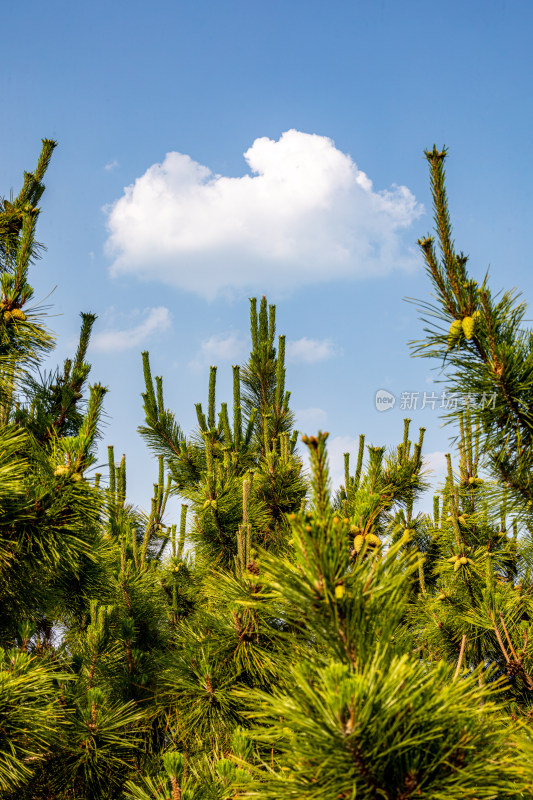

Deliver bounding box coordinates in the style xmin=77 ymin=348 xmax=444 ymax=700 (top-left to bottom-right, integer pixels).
xmin=1 ymin=141 xmax=533 ymax=799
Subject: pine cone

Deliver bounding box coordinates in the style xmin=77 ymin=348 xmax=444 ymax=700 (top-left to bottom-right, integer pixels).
xmin=448 ymin=319 xmax=463 ymax=347
xmin=506 ymin=659 xmax=522 ymax=678
xmin=462 ymin=315 xmax=475 ymax=339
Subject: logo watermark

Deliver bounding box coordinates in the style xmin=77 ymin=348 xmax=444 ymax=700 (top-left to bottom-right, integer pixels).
xmin=375 ymin=389 xmax=497 ymax=412
xmin=375 ymin=389 xmax=396 ymax=412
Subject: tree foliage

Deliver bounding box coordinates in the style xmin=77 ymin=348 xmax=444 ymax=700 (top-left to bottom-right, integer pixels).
xmin=2 ymin=140 xmax=533 ymax=799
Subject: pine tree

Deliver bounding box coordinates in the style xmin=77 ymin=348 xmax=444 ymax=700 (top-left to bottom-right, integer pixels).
xmin=121 ymin=297 xmax=307 ymax=792
xmin=411 ymin=146 xmax=533 ymax=515
xmin=0 ymin=144 xmax=150 ymax=800
xmin=408 ymin=149 xmax=533 ymax=712
xmin=0 ymin=142 xmax=109 ymax=643
xmin=138 ymin=294 xmax=305 ymax=572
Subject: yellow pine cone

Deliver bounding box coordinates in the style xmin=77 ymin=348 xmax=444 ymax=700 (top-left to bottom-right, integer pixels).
xmin=454 ymin=559 xmax=462 ymax=571
xmin=53 ymin=465 xmax=70 ymax=477
xmin=353 ymin=534 xmax=365 ymax=553
xmin=365 ymin=533 xmax=381 ymax=547
xmin=71 ymin=473 xmax=82 ymax=482
xmin=335 ymin=584 xmax=345 ymax=599
xmin=462 ymin=315 xmax=475 ymax=340
xmin=459 ymin=556 xmax=468 ymax=565
xmin=448 ymin=319 xmax=463 ymax=347
xmin=10 ymin=308 xmax=26 ymax=321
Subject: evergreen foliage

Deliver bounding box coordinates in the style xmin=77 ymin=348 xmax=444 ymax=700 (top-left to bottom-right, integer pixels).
xmin=138 ymin=294 xmax=305 ymax=572
xmin=3 ymin=140 xmax=533 ymax=799
xmin=411 ymin=146 xmax=533 ymax=514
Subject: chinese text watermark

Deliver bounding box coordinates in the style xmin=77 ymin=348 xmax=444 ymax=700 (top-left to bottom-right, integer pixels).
xmin=375 ymin=389 xmax=497 ymax=412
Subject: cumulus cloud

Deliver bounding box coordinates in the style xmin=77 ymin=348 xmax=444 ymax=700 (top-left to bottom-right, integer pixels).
xmin=91 ymin=307 xmax=171 ymax=352
xmin=295 ymin=407 xmax=329 ymax=431
xmin=286 ymin=337 xmax=337 ymax=364
xmin=189 ymin=332 xmax=247 ymax=371
xmin=105 ymin=130 xmax=423 ymax=299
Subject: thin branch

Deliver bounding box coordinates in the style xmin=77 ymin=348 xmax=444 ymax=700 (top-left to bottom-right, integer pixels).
xmin=453 ymin=634 xmax=467 ymax=681
xmin=499 ymin=612 xmax=519 ymax=660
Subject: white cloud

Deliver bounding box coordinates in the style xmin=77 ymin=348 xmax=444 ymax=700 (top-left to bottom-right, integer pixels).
xmin=105 ymin=130 xmax=423 ymax=299
xmin=423 ymin=450 xmax=448 ymax=479
xmin=298 ymin=434 xmax=358 ymax=494
xmin=326 ymin=435 xmax=361 ymax=491
xmin=417 ymin=450 xmax=449 ymax=514
xmin=295 ymin=407 xmax=328 ymax=431
xmin=91 ymin=307 xmax=171 ymax=352
xmin=286 ymin=337 xmax=337 ymax=364
xmin=105 ymin=159 xmax=119 ymax=171
xmin=189 ymin=332 xmax=247 ymax=371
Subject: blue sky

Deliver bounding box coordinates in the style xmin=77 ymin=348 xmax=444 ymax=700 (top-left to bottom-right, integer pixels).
xmin=2 ymin=0 xmax=532 ymax=514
